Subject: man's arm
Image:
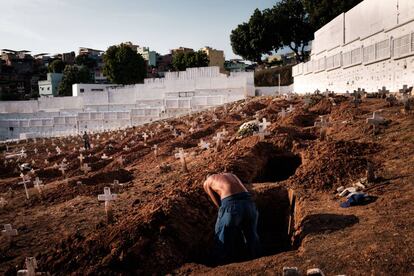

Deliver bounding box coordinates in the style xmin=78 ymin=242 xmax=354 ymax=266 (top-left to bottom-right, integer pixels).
xmin=203 ymin=177 xmax=221 ymax=208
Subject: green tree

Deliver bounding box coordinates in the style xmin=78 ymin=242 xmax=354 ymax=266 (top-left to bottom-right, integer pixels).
xmin=230 ymin=9 xmax=279 ymax=63
xmin=172 ymin=50 xmax=209 ymax=71
xmin=303 ymin=0 xmax=363 ymax=31
xmin=48 ymin=59 xmax=66 ymax=73
xmin=103 ymin=43 xmax=146 ymax=84
xmin=58 ymin=65 xmax=92 ymax=96
xmin=269 ymin=0 xmax=313 ymax=62
xmin=75 ymin=54 xmax=97 ymax=70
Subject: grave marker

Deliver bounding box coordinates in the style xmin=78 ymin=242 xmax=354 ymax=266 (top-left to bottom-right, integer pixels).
xmin=98 ymin=187 xmax=117 ymax=222
xmin=198 ymin=139 xmax=210 ymax=150
xmin=287 ymin=104 xmax=295 ymax=113
xmin=152 ymin=144 xmax=158 ymax=157
xmin=175 ymin=148 xmax=189 ymax=173
xmin=366 ymin=111 xmax=385 ymax=134
xmin=142 ymin=132 xmax=149 ymax=144
xmin=18 ymin=173 xmax=31 ymax=200
xmin=81 ymin=163 xmax=91 ymax=175
xmin=278 ymin=108 xmax=287 ymax=118
xmin=2 ymin=224 xmax=18 ymax=245
xmin=0 ymin=197 xmax=7 ymax=208
xmin=213 ymin=132 xmax=223 ymax=152
xmin=17 ymin=257 xmax=38 ymax=276
xmin=33 ymin=177 xmax=44 ymax=195
xmin=78 ymin=154 xmax=85 ymax=165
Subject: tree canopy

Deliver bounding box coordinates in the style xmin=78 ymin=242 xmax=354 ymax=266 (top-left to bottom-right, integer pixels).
xmin=172 ymin=51 xmax=209 ymax=71
xmin=75 ymin=54 xmax=97 ymax=70
xmin=303 ymin=0 xmax=363 ymax=31
xmin=58 ymin=65 xmax=92 ymax=96
xmin=103 ymin=44 xmax=147 ymax=84
xmin=230 ymin=0 xmax=362 ymax=63
xmin=48 ymin=59 xmax=66 ymax=73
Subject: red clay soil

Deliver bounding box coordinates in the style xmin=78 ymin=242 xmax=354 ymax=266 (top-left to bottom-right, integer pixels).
xmin=0 ymin=95 xmax=413 ymax=275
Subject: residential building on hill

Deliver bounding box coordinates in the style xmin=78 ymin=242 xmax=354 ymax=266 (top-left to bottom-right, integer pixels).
xmin=201 ymin=46 xmax=225 ymax=73
xmin=38 ymin=73 xmax=63 ymax=97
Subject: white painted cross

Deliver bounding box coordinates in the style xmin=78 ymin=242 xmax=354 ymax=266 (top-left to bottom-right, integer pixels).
xmin=221 ymin=128 xmax=229 ymax=137
xmin=0 ymin=197 xmax=7 ymax=208
xmin=278 ymin=108 xmax=287 ymax=118
xmin=198 ymin=139 xmax=210 ymax=150
xmin=33 ymin=177 xmax=44 ymax=195
xmin=213 ymin=132 xmax=223 ymax=152
xmin=59 ymin=162 xmax=67 ymax=176
xmin=34 ymin=148 xmax=38 ymax=154
xmin=175 ymin=148 xmax=189 ymax=173
xmin=102 ymin=153 xmax=109 ymax=160
xmin=98 ymin=187 xmax=117 ymax=221
xmin=149 ymin=131 xmax=154 ymax=138
xmin=2 ymin=224 xmax=18 ymax=237
xmin=259 ymin=118 xmax=271 ymax=132
xmin=152 ymin=144 xmax=158 ymax=157
xmin=287 ymin=104 xmax=295 ymax=113
xmin=123 ymin=145 xmax=129 ymax=151
xmin=78 ymin=154 xmax=85 ymax=165
xmin=314 ymin=115 xmax=330 ymax=128
xmin=189 ymin=127 xmax=195 ymax=134
xmin=18 ymin=173 xmax=31 ymax=200
xmin=56 ymin=146 xmax=61 ymax=155
xmin=17 ymin=257 xmax=38 ymax=276
xmin=142 ymin=132 xmax=149 ymax=144
xmin=81 ymin=163 xmax=91 ymax=175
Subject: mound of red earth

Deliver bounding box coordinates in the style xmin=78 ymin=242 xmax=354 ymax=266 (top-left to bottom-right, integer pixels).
xmin=0 ymin=95 xmax=413 ymax=275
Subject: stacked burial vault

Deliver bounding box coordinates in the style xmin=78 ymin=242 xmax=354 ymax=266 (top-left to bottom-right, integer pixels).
xmin=293 ymin=0 xmax=414 ymax=93
xmin=0 ymin=67 xmax=255 ymax=140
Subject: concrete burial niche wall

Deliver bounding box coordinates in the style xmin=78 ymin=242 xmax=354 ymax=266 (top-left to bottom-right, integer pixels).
xmin=293 ymin=0 xmax=414 ymax=93
xmin=0 ymin=67 xmax=254 ymax=140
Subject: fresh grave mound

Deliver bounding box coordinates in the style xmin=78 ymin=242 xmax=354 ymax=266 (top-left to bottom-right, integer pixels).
xmin=291 ymin=140 xmax=381 ymax=190
xmin=225 ymin=142 xmax=301 ymax=184
xmin=36 ymin=185 xmax=217 ymax=275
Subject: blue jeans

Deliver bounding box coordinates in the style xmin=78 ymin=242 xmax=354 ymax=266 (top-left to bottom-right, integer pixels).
xmin=214 ymin=192 xmax=260 ymax=262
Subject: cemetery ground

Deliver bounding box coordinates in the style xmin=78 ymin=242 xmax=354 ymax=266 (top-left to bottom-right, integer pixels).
xmin=0 ymin=94 xmax=413 ymax=275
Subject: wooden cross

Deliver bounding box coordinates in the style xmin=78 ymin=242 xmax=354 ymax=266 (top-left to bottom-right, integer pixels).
xmin=278 ymin=108 xmax=287 ymax=118
xmin=0 ymin=197 xmax=7 ymax=208
xmin=367 ymin=111 xmax=385 ymax=134
xmin=33 ymin=177 xmax=44 ymax=195
xmin=98 ymin=187 xmax=117 ymax=222
xmin=78 ymin=154 xmax=85 ymax=165
xmin=81 ymin=163 xmax=91 ymax=175
xmin=152 ymin=144 xmax=158 ymax=157
xmin=259 ymin=118 xmax=271 ymax=132
xmin=142 ymin=132 xmax=149 ymax=143
xmin=59 ymin=162 xmax=67 ymax=176
xmin=175 ymin=148 xmax=189 ymax=173
xmin=198 ymin=139 xmax=210 ymax=150
xmin=18 ymin=173 xmax=31 ymax=200
xmin=378 ymin=86 xmax=389 ymax=98
xmin=213 ymin=133 xmax=223 ymax=152
xmin=287 ymin=104 xmax=295 ymax=113
xmin=2 ymin=224 xmax=18 ymax=237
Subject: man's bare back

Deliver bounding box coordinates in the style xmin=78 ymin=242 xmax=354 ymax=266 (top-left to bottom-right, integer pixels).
xmin=203 ymin=173 xmax=248 ymax=208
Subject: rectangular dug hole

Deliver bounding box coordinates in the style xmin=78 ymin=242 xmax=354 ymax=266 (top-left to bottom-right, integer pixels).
xmin=253 ymin=185 xmax=296 ymax=256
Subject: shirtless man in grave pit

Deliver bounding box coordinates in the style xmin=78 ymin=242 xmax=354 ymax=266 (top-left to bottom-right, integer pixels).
xmin=203 ymin=173 xmax=260 ymax=262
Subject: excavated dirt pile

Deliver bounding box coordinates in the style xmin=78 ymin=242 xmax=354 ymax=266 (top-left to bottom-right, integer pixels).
xmin=1 ymin=95 xmax=413 ymax=275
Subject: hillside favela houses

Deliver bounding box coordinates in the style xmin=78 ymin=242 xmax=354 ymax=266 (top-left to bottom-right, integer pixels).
xmin=0 ymin=67 xmax=254 ymax=140
xmin=293 ymin=0 xmax=414 ymax=93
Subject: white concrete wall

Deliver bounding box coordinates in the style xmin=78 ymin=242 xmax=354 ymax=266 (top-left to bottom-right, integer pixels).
xmin=255 ymin=85 xmax=294 ymax=96
xmin=293 ymin=0 xmax=414 ymax=93
xmin=0 ymin=67 xmax=253 ymax=140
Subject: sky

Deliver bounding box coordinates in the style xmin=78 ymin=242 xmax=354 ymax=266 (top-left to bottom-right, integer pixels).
xmin=0 ymin=0 xmax=276 ymax=59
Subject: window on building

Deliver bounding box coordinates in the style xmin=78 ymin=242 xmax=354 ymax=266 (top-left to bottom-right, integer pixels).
xmin=47 ymin=87 xmax=50 ymax=90
xmin=393 ymin=34 xmax=411 ymax=58
xmin=91 ymin=89 xmax=104 ymax=91
xmin=80 ymin=88 xmax=85 ymax=92
xmin=363 ymin=44 xmax=375 ymax=63
xmin=376 ymin=39 xmax=390 ymax=60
